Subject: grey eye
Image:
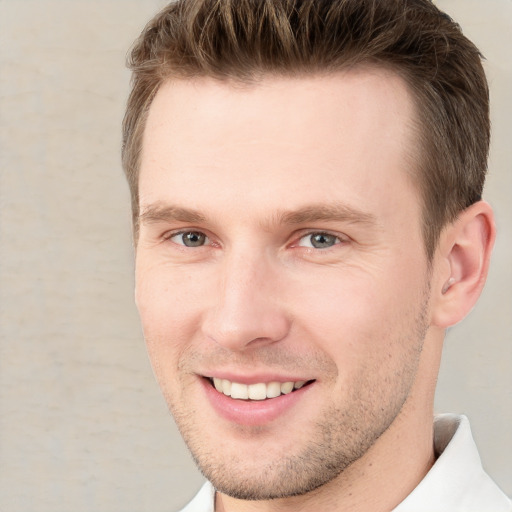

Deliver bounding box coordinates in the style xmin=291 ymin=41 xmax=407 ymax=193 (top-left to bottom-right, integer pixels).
xmin=298 ymin=232 xmax=339 ymax=249
xmin=172 ymin=231 xmax=208 ymax=247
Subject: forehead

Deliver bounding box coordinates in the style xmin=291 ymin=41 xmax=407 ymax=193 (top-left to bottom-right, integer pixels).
xmin=139 ymin=69 xmax=420 ymax=223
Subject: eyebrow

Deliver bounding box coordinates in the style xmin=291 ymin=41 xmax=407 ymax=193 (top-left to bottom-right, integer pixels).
xmin=276 ymin=204 xmax=377 ymax=226
xmin=139 ymin=202 xmax=377 ymax=228
xmin=139 ymin=204 xmax=207 ymax=225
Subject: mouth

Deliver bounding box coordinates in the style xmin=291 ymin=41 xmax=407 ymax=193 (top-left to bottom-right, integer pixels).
xmin=207 ymin=377 xmax=315 ymax=401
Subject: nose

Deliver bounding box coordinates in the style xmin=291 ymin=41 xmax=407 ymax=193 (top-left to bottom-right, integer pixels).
xmin=201 ymin=251 xmax=291 ymax=351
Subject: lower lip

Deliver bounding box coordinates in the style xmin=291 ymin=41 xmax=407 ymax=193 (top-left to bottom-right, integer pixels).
xmin=201 ymin=378 xmax=313 ymax=426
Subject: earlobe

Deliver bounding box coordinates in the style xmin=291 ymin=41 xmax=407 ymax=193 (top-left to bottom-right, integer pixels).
xmin=431 ymin=201 xmax=495 ymax=328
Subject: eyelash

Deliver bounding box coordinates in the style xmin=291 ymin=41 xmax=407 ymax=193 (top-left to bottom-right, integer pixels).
xmin=295 ymin=231 xmax=343 ymax=250
xmin=163 ymin=229 xmax=346 ymax=251
xmin=163 ymin=230 xmax=212 ymax=248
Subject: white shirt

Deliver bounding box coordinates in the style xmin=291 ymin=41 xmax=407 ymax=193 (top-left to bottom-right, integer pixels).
xmin=178 ymin=414 xmax=511 ymax=512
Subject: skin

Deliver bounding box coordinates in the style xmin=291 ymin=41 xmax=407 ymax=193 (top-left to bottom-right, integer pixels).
xmin=135 ymin=69 xmax=495 ymax=512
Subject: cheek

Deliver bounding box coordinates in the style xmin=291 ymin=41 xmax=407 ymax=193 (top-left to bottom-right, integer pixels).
xmin=135 ymin=263 xmax=208 ymax=384
xmin=290 ymin=267 xmax=425 ymax=370
xmin=136 ymin=261 xmax=205 ymax=335
xmin=293 ymin=272 xmax=383 ymax=332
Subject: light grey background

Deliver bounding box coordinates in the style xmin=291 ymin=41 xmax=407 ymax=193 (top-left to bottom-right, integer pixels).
xmin=0 ymin=1 xmax=510 ymax=511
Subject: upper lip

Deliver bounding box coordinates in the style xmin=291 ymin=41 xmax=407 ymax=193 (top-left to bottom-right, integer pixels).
xmin=200 ymin=372 xmax=313 ymax=385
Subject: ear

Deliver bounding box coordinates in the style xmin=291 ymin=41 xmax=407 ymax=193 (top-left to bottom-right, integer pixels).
xmin=431 ymin=201 xmax=496 ymax=328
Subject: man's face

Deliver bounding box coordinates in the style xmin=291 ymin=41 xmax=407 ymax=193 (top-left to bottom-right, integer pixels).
xmin=136 ymin=70 xmax=435 ymax=499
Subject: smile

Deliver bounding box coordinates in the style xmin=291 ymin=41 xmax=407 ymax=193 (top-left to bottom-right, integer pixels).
xmin=209 ymin=378 xmax=312 ymax=400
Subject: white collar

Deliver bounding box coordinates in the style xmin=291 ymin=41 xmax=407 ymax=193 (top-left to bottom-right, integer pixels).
xmin=393 ymin=414 xmax=511 ymax=511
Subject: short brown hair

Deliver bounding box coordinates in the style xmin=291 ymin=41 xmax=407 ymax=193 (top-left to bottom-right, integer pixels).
xmin=122 ymin=0 xmax=489 ymax=259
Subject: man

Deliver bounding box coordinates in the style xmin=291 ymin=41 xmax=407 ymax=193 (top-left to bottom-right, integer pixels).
xmin=122 ymin=0 xmax=511 ymax=510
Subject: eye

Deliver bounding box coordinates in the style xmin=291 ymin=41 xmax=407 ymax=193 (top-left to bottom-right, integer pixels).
xmin=169 ymin=231 xmax=209 ymax=247
xmin=297 ymin=232 xmax=341 ymax=249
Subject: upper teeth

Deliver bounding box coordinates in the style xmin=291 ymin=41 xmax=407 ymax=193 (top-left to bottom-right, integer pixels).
xmin=212 ymin=378 xmax=307 ymax=400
